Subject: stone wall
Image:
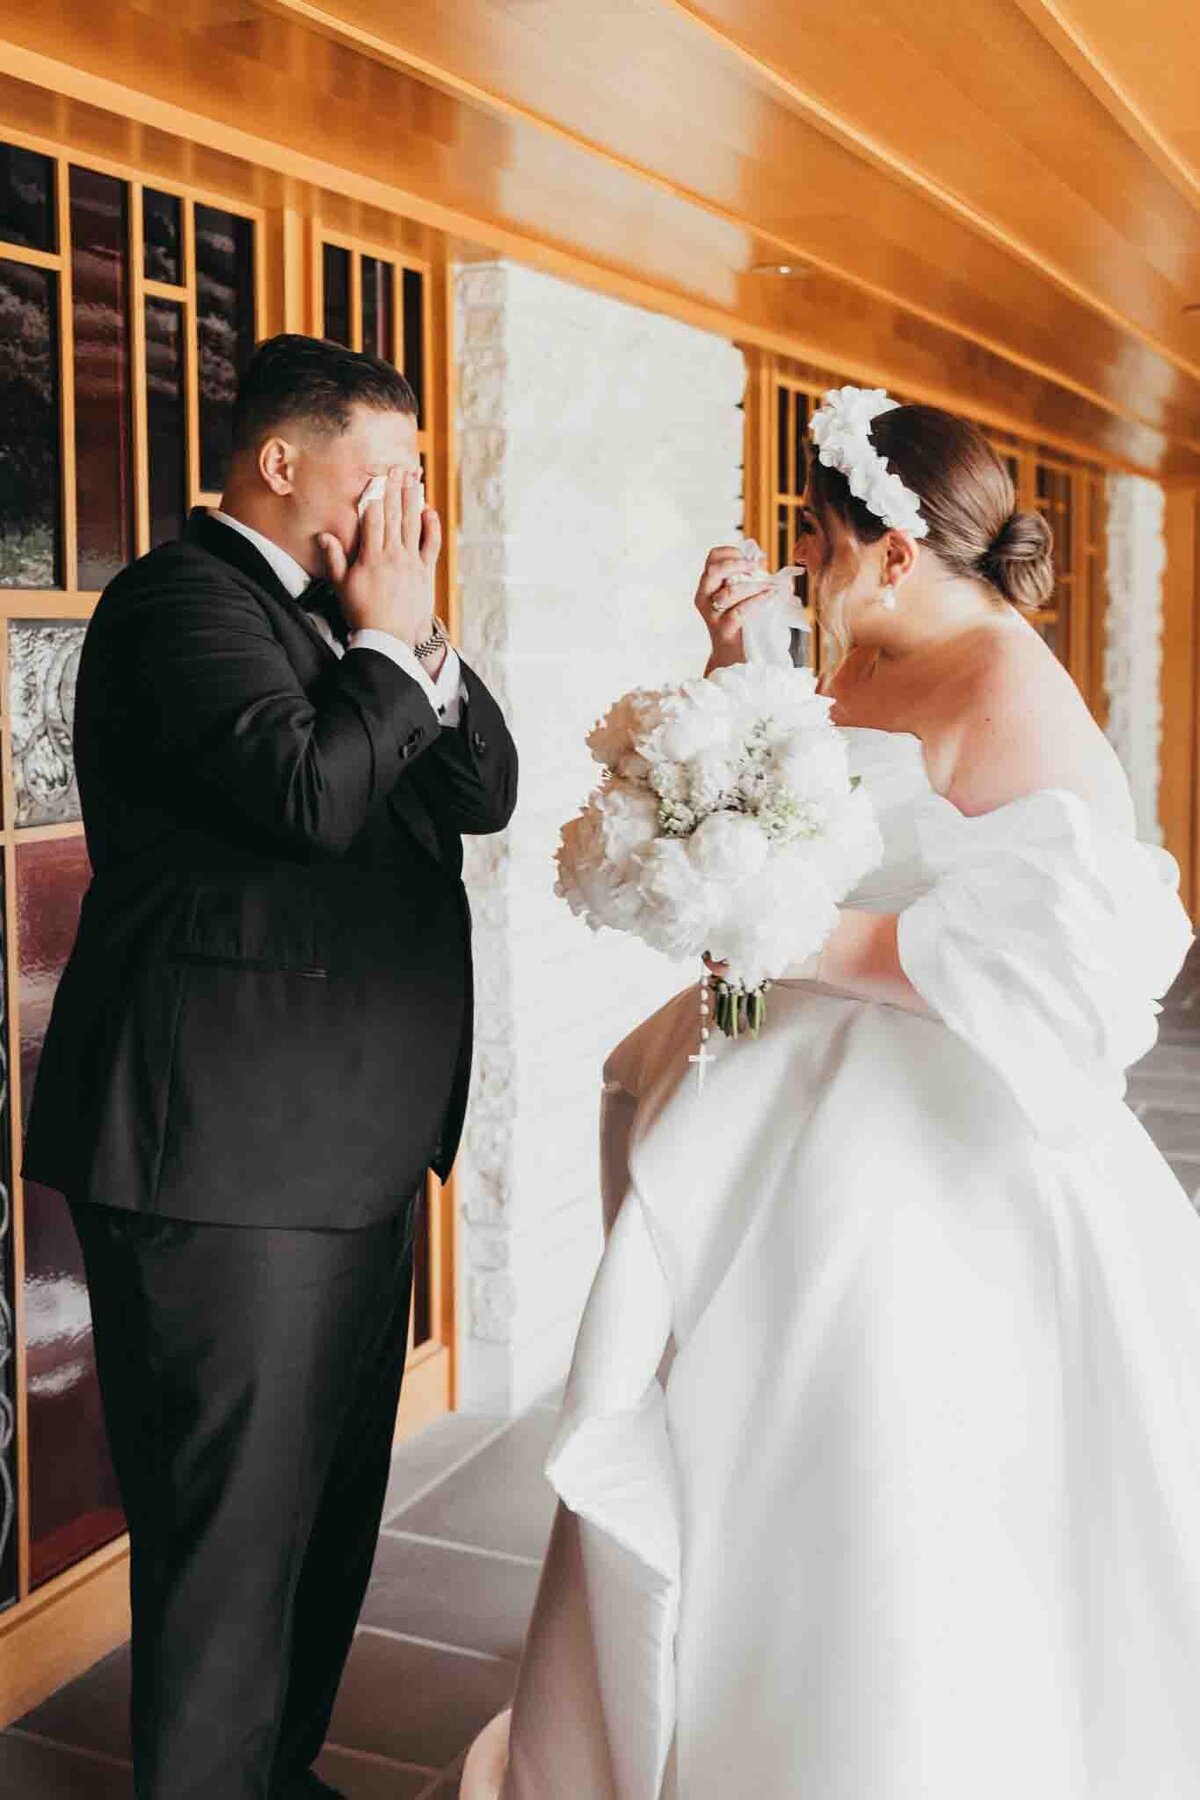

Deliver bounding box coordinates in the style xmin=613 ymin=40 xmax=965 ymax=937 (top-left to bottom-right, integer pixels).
xmin=454 ymin=259 xmax=744 ymax=1411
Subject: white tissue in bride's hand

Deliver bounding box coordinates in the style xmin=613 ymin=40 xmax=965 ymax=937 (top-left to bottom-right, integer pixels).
xmin=554 ymin=662 xmax=883 ymax=995
xmin=728 ymin=537 xmax=809 ymax=667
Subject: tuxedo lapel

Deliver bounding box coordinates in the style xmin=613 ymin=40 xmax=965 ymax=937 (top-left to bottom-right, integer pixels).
xmin=183 ymin=509 xmax=338 ymax=664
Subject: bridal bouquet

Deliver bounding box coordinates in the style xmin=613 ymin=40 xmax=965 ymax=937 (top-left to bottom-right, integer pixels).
xmin=555 ymin=662 xmax=882 ymax=1037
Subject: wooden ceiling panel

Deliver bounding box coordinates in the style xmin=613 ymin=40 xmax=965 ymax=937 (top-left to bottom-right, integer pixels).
xmin=4 ymin=0 xmax=1200 ymax=474
xmin=1013 ymin=0 xmax=1200 ymax=191
xmin=672 ymin=1 xmax=1200 ymax=330
xmin=247 ymin=0 xmax=1200 ymax=444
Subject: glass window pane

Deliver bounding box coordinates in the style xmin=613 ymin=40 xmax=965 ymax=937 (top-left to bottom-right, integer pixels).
xmin=792 ymin=391 xmax=809 ymax=500
xmin=1 ymin=1014 xmax=15 ymax=1609
xmin=776 ymin=386 xmax=789 ymax=498
xmin=401 ymin=267 xmax=425 ymax=426
xmin=70 ymin=166 xmax=133 ymax=592
xmin=361 ymin=255 xmax=394 ymax=363
xmin=16 ymin=835 xmax=124 ymax=1589
xmin=776 ymin=502 xmax=791 ymax=573
xmin=0 ymin=141 xmax=55 ymax=251
xmin=146 ymin=297 xmax=187 ymax=548
xmin=23 ymin=1173 xmax=124 ymax=1589
xmin=195 ymin=204 xmax=256 ymax=493
xmin=0 ymin=258 xmax=60 ymax=589
xmin=143 ymin=187 xmax=182 ymax=286
xmin=9 ymin=622 xmax=85 ymax=827
xmin=323 ymin=242 xmax=350 ymax=347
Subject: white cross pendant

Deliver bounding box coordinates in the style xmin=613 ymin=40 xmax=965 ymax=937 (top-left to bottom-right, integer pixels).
xmin=689 ymin=1044 xmax=716 ymax=1094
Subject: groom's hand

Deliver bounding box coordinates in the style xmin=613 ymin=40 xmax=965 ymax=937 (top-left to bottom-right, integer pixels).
xmin=319 ymin=468 xmax=441 ymax=647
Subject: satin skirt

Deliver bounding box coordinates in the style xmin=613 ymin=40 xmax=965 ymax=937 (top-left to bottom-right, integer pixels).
xmin=467 ymin=982 xmax=1200 ymax=1800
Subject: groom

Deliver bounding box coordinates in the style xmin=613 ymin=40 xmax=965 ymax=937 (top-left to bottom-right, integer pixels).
xmin=24 ymin=334 xmax=518 ymax=1800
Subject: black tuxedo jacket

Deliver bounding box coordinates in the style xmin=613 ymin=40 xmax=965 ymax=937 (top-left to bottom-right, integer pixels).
xmin=23 ymin=510 xmax=517 ymax=1229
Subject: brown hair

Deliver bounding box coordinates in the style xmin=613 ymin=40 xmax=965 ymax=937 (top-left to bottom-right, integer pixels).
xmin=808 ymin=403 xmax=1055 ymax=610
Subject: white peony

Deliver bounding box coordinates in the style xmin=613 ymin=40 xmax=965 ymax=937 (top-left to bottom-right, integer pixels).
xmin=596 ymin=781 xmax=659 ymax=868
xmin=688 ymin=812 xmax=770 ymax=883
xmin=554 ymin=656 xmax=884 ymax=998
xmin=643 ymin=681 xmax=731 ymax=765
xmin=637 ymin=839 xmax=718 ymax=957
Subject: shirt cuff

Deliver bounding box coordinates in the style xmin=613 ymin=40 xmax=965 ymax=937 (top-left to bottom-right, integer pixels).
xmin=348 ymin=630 xmax=465 ymax=726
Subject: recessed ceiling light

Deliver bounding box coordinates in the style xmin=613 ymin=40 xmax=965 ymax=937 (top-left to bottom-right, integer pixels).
xmin=750 ymin=261 xmax=806 ymax=276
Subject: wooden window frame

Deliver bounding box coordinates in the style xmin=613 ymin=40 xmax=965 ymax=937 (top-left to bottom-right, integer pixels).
xmin=312 ymin=219 xmax=458 ymax=1435
xmin=0 ymin=122 xmax=460 ymax=1724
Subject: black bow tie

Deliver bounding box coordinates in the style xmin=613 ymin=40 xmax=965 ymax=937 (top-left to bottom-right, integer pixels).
xmin=301 ymin=578 xmax=349 ymax=649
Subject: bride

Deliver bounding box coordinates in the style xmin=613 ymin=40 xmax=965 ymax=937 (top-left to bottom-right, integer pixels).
xmin=463 ymin=393 xmax=1198 ymax=1799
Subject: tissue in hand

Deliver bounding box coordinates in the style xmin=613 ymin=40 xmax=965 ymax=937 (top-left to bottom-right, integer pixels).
xmin=729 ymin=537 xmax=809 ymax=666
xmin=357 ymin=475 xmax=388 ymax=517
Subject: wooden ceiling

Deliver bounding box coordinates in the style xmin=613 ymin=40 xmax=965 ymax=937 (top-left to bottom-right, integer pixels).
xmin=3 ymin=0 xmax=1199 ymax=475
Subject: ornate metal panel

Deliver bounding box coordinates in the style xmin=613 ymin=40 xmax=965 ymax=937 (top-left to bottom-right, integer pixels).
xmin=9 ymin=621 xmax=85 ymax=828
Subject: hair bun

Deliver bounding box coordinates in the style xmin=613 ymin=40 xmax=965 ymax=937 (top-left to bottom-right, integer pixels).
xmin=979 ymin=509 xmax=1054 ymax=609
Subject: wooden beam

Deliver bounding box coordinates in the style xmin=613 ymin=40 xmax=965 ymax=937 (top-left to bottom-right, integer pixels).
xmin=252 ymin=0 xmax=1200 ymax=442
xmin=1009 ymin=0 xmax=1200 ymax=211
xmin=0 ymin=1538 xmax=131 ymax=1728
xmin=2 ymin=10 xmax=1198 ymax=479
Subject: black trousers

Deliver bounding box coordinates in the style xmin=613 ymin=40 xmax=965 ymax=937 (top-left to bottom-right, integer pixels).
xmin=72 ymin=1195 xmax=419 ymax=1800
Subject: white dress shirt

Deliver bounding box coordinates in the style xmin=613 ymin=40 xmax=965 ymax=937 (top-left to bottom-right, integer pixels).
xmin=210 ymin=510 xmax=464 ymax=727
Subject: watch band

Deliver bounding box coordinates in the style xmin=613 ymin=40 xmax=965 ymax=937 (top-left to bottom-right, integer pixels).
xmin=414 ymin=618 xmax=450 ymax=662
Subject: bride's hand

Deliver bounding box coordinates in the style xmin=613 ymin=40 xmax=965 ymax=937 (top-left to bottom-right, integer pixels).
xmin=695 ymin=546 xmax=775 ymax=672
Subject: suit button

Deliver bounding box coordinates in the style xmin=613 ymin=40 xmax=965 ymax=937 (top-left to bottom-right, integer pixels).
xmin=471 ymin=730 xmax=487 ymax=755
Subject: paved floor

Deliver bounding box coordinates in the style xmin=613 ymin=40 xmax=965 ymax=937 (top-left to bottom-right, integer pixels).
xmin=0 ymin=1393 xmax=562 ymax=1797
xmin=2 ymin=945 xmax=1197 ymax=1798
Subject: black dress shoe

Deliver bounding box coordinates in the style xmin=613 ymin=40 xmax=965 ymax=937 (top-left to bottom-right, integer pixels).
xmin=272 ymin=1772 xmax=346 ymax=1800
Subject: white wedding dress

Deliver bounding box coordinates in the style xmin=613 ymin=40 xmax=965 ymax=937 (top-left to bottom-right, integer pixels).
xmin=464 ymin=726 xmax=1198 ymax=1800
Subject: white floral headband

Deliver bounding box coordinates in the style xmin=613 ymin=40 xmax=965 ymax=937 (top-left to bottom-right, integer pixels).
xmin=808 ymin=386 xmax=928 ymax=540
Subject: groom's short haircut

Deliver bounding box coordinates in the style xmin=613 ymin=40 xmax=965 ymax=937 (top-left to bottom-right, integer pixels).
xmin=231 ymin=333 xmax=417 ymax=453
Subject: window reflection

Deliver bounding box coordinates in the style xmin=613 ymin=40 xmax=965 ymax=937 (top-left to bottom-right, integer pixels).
xmin=143 ymin=187 xmax=182 ymax=286
xmin=70 ymin=167 xmax=133 ymax=592
xmin=361 ymin=255 xmax=394 ymax=363
xmin=323 ymin=242 xmax=351 ymax=348
xmin=195 ymin=204 xmax=255 ymax=492
xmin=402 ymin=267 xmax=425 ymax=425
xmin=17 ymin=837 xmax=124 ymax=1586
xmin=0 ymin=142 xmax=55 ymax=251
xmin=0 ymin=258 xmax=60 ymax=589
xmin=146 ymin=297 xmax=187 ymax=547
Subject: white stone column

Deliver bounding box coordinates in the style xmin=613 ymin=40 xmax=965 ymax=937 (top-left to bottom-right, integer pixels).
xmin=1105 ymin=473 xmax=1166 ymax=842
xmin=454 ymin=260 xmax=745 ymax=1413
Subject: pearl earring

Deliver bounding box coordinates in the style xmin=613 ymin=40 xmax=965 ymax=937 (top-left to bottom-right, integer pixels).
xmin=880 ymin=584 xmax=898 ymax=612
